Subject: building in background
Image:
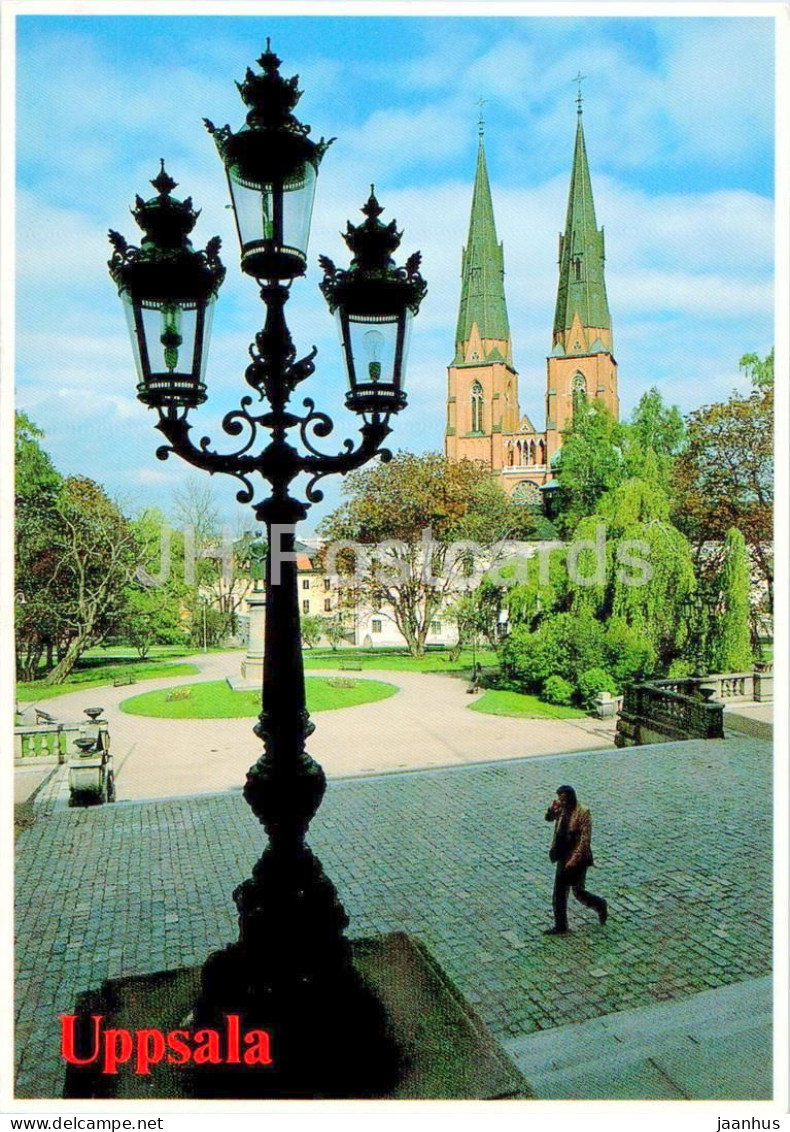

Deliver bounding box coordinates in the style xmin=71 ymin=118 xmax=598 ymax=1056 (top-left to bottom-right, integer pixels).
xmin=445 ymin=101 xmax=619 ymax=506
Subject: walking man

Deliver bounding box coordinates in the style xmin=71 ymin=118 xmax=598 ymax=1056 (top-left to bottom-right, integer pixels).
xmin=544 ymin=785 xmax=608 ymax=935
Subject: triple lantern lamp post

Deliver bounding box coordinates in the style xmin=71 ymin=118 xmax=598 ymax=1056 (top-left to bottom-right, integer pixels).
xmin=107 ymin=41 xmax=426 ymax=1098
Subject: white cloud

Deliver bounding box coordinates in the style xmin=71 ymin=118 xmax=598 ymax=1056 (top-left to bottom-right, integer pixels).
xmin=12 ymin=15 xmax=776 ymax=525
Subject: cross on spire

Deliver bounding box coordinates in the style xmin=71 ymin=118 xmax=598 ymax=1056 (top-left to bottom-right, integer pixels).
xmin=476 ymin=96 xmax=488 ymax=138
xmin=573 ymin=71 xmax=586 ymax=114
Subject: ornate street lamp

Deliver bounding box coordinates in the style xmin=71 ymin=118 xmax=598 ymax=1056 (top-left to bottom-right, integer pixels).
xmin=320 ymin=187 xmax=426 ymax=421
xmin=205 ymin=38 xmax=332 ymax=282
xmin=107 ymin=43 xmax=425 ymax=1099
xmin=108 ymin=162 xmax=225 ymax=413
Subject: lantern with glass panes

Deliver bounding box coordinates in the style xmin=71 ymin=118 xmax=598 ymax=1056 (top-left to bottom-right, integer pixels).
xmin=204 ymin=39 xmax=333 ymax=282
xmin=108 ymin=162 xmax=225 ymax=413
xmin=320 ymin=188 xmax=427 ymax=421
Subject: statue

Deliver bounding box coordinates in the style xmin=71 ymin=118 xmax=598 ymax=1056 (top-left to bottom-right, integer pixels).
xmin=249 ymin=537 xmax=267 ymax=592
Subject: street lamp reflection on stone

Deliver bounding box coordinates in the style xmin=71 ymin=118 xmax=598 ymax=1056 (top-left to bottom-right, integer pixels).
xmin=106 ymin=42 xmax=426 ymax=1099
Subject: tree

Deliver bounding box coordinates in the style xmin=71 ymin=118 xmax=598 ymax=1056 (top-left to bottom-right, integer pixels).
xmin=171 ymin=478 xmax=255 ymax=640
xmin=500 ymin=547 xmax=568 ymax=629
xmin=568 ymin=478 xmax=697 ymax=670
xmin=301 ymin=614 xmax=323 ymax=649
xmin=14 ymin=414 xmax=68 ymax=679
xmin=499 ymin=611 xmax=607 ymax=694
xmin=500 ymin=475 xmax=696 ymax=693
xmin=119 ymin=508 xmax=191 ymax=656
xmin=553 ymin=401 xmax=626 ymax=533
xmin=15 ymin=412 xmax=61 ymax=498
xmin=707 ymin=528 xmax=754 ymax=673
xmin=319 ymin=453 xmax=533 ymax=657
xmin=624 ymin=387 xmax=686 ymax=481
xmin=674 ymin=351 xmax=773 ymax=610
xmin=42 ymin=478 xmax=143 ymax=684
xmin=321 ymin=614 xmax=348 ymax=651
xmin=451 ymin=578 xmax=502 ymax=651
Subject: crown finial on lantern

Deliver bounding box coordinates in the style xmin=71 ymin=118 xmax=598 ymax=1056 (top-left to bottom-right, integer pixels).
xmin=151 ymin=159 xmax=178 ymax=198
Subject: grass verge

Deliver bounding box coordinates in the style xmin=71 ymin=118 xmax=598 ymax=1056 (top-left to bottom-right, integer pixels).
xmin=468 ymin=689 xmax=587 ymax=720
xmin=16 ymin=662 xmax=201 ymax=702
xmin=303 ymin=647 xmax=499 ymax=673
xmin=119 ymin=677 xmax=398 ymax=719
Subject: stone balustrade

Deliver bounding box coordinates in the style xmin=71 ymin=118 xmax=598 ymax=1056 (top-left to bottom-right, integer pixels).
xmin=616 ymin=681 xmax=725 ymax=748
xmin=615 ymin=664 xmax=773 ymax=747
xmin=645 ymin=667 xmax=773 ymax=705
xmin=14 ymin=722 xmax=85 ymax=763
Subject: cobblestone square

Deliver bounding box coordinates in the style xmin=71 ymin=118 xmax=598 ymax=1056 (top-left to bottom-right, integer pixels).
xmin=15 ymin=736 xmax=771 ymax=1098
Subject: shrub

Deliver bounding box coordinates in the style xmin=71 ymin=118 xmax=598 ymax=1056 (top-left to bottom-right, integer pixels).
xmin=603 ymin=617 xmax=655 ymax=689
xmin=499 ymin=611 xmax=607 ymax=693
xmin=577 ymin=667 xmax=617 ymax=710
xmin=499 ymin=624 xmax=565 ymax=691
xmin=542 ymin=675 xmax=575 ymax=706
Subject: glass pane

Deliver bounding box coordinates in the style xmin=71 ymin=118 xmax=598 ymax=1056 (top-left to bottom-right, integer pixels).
xmin=229 ymin=161 xmax=316 ymax=259
xmin=398 ymin=311 xmax=414 ymax=391
xmin=141 ymin=301 xmax=197 ymax=376
xmin=348 ymin=314 xmax=399 ymax=389
xmin=198 ymin=296 xmax=216 ymax=382
xmin=282 ymin=162 xmax=317 ymax=258
xmin=121 ymin=290 xmax=145 ymax=383
xmin=229 ymin=171 xmax=275 ymax=248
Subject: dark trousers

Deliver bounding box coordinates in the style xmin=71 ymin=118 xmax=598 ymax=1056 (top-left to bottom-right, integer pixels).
xmin=552 ymin=864 xmax=605 ymax=930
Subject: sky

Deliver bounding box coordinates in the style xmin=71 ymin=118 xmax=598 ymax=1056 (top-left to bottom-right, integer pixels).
xmin=13 ymin=8 xmax=777 ymax=530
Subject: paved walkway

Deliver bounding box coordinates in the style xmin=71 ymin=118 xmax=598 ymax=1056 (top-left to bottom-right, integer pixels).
xmin=15 ymin=735 xmax=772 ymax=1099
xmin=20 ymin=652 xmax=617 ymax=800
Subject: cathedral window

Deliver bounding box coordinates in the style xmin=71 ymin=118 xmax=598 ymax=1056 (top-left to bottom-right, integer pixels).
xmin=572 ymin=372 xmax=587 ymax=418
xmin=512 ymin=481 xmax=541 ymax=508
xmin=538 ymin=439 xmax=546 ymax=466
xmin=471 ymin=381 xmax=484 ymax=432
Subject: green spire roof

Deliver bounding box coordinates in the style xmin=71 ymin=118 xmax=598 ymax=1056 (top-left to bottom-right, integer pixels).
xmin=455 ymin=133 xmax=510 ymax=356
xmin=553 ymin=111 xmax=611 ymax=339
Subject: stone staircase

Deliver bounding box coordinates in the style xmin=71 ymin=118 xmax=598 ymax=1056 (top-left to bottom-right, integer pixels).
xmin=504 ymin=976 xmax=772 ymax=1100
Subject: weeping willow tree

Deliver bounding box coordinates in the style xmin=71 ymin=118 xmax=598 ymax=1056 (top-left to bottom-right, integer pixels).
xmin=565 ymin=477 xmax=697 ymax=671
xmin=501 ymin=547 xmax=568 ymax=629
xmin=707 ymin=527 xmax=754 ymax=673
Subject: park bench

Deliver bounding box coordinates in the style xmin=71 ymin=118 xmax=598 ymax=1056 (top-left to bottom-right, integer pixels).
xmin=339 ymin=661 xmax=363 ymax=672
xmin=34 ymin=708 xmax=56 ymax=724
xmin=112 ymin=674 xmax=137 ymax=687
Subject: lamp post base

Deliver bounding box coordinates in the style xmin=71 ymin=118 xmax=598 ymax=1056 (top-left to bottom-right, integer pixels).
xmin=63 ymin=933 xmax=531 ymax=1100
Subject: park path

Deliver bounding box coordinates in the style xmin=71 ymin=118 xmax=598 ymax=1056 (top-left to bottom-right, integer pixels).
xmin=22 ymin=651 xmax=616 ymax=800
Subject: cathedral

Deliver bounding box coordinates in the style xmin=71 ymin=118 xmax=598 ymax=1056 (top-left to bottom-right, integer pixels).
xmin=445 ymin=100 xmax=619 ymax=507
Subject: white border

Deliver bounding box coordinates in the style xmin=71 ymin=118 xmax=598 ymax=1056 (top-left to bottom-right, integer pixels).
xmin=2 ymin=1 xmax=788 ymax=1126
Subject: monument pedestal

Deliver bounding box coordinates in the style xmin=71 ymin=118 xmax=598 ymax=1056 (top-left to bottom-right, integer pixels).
xmin=63 ymin=932 xmax=531 ymax=1100
xmin=227 ymin=591 xmax=265 ymax=692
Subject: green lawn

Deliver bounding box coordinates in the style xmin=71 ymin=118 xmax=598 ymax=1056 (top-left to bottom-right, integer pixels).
xmin=303 ymin=647 xmax=499 ymax=673
xmin=468 ymin=689 xmax=587 ymax=720
xmin=16 ymin=662 xmax=201 ymax=702
xmin=119 ymin=677 xmax=398 ymax=719
xmin=81 ymin=644 xmax=235 ymax=661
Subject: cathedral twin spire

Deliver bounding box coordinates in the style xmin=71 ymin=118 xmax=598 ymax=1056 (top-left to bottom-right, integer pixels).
xmin=454 ymin=129 xmax=511 ymax=364
xmin=552 ymin=107 xmax=612 ymax=350
xmin=454 ymin=101 xmax=611 ymax=361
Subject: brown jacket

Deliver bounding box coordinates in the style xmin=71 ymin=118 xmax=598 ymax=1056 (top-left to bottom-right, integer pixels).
xmin=547 ymin=803 xmax=594 ymax=870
